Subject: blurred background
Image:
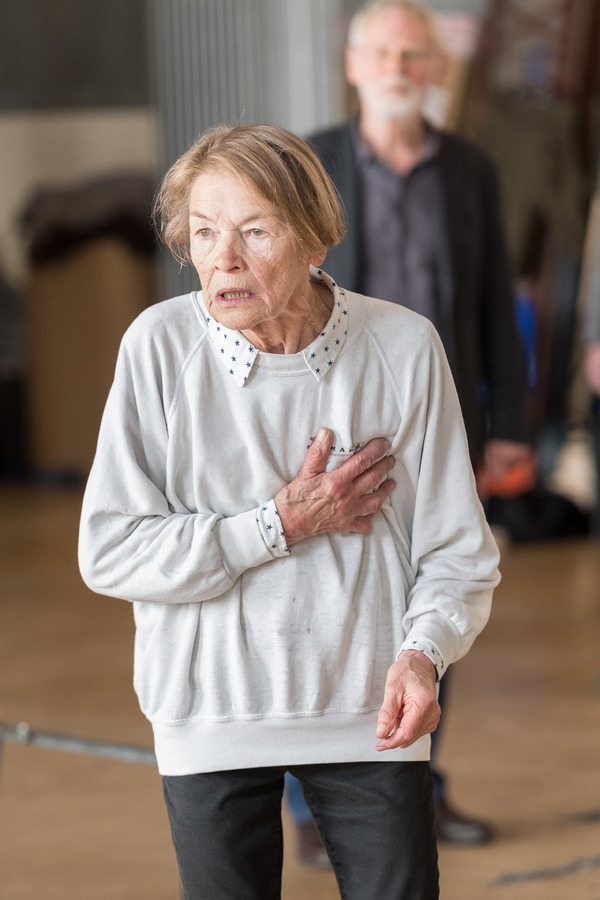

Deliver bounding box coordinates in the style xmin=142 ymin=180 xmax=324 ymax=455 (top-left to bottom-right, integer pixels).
xmin=1 ymin=0 xmax=599 ymax=508
xmin=0 ymin=1 xmax=599 ymax=898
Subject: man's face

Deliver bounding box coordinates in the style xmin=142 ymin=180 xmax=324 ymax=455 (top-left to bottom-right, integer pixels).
xmin=346 ymin=9 xmax=439 ymax=121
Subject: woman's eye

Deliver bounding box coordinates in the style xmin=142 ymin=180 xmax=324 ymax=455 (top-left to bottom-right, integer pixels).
xmin=250 ymin=228 xmax=265 ymax=237
xmin=198 ymin=228 xmax=212 ymax=237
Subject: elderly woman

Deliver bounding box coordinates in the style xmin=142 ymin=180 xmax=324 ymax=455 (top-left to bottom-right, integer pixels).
xmin=79 ymin=124 xmax=499 ymax=900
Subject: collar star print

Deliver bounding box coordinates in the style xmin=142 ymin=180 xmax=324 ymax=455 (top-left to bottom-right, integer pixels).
xmin=202 ymin=267 xmax=349 ymax=386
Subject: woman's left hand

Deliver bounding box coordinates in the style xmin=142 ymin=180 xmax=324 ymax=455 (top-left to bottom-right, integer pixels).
xmin=375 ymin=651 xmax=440 ymax=751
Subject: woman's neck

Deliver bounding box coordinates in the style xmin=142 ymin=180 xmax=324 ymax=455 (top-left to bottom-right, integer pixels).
xmin=241 ymin=282 xmax=334 ymax=355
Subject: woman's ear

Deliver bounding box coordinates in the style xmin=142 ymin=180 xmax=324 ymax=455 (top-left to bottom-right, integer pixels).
xmin=308 ymin=249 xmax=327 ymax=268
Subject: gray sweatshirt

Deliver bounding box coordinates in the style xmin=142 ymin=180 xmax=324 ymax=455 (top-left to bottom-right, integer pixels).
xmin=79 ymin=268 xmax=500 ymax=776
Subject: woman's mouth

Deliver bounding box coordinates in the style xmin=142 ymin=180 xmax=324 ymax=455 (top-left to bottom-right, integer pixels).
xmin=221 ymin=291 xmax=250 ymax=300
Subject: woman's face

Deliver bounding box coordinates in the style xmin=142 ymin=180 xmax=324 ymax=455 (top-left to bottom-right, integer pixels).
xmin=189 ymin=169 xmax=320 ymax=333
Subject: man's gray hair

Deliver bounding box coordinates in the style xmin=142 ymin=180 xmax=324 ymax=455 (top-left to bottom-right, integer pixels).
xmin=347 ymin=0 xmax=442 ymax=53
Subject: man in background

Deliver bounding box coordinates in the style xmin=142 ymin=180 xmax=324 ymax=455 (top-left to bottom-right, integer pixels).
xmin=581 ymin=168 xmax=600 ymax=535
xmin=289 ymin=0 xmax=531 ymax=854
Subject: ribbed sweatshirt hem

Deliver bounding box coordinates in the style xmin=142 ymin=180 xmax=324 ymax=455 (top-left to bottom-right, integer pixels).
xmin=152 ymin=710 xmax=431 ymax=776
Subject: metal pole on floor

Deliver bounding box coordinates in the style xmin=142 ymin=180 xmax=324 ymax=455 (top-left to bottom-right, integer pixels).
xmin=0 ymin=722 xmax=156 ymax=765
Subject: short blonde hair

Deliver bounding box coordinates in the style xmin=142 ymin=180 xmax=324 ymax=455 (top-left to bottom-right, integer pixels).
xmin=153 ymin=123 xmax=346 ymax=265
xmin=347 ymin=0 xmax=441 ymax=53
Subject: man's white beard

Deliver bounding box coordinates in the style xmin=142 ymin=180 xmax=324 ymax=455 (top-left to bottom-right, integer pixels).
xmin=357 ymin=77 xmax=426 ymax=121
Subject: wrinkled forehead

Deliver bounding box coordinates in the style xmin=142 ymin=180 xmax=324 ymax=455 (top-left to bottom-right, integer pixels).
xmin=188 ymin=167 xmax=297 ymax=236
xmin=189 ymin=167 xmax=275 ymax=214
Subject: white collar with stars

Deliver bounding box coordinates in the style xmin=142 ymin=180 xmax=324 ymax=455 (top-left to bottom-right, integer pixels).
xmin=202 ymin=266 xmax=349 ymax=387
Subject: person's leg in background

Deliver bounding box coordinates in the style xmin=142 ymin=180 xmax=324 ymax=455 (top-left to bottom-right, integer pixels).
xmin=284 ymin=771 xmax=330 ymax=867
xmin=429 ymin=669 xmax=492 ymax=844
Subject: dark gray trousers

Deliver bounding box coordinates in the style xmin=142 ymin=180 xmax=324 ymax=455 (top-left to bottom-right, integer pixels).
xmin=163 ymin=760 xmax=439 ymax=900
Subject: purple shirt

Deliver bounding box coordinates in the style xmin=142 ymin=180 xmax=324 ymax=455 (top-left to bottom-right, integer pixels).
xmin=353 ymin=125 xmax=442 ymax=328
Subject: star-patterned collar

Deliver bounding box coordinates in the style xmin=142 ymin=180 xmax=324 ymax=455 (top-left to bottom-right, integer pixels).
xmin=301 ymin=267 xmax=348 ymax=382
xmin=203 ymin=314 xmax=259 ymax=387
xmin=201 ymin=266 xmax=349 ymax=387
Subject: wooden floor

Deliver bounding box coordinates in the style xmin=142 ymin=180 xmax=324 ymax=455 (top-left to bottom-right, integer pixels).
xmin=1 ymin=484 xmax=599 ymax=899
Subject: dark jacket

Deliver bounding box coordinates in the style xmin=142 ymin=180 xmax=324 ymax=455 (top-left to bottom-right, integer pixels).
xmin=310 ymin=121 xmax=527 ymax=463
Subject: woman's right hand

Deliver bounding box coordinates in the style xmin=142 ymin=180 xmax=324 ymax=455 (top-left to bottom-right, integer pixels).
xmin=275 ymin=428 xmax=396 ymax=547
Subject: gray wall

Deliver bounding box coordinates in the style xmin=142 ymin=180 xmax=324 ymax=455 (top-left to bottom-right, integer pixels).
xmin=151 ymin=0 xmax=347 ymax=294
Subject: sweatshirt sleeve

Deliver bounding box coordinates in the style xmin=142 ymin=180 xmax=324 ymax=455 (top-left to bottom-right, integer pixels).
xmin=394 ymin=322 xmax=501 ymax=676
xmin=78 ymin=330 xmax=287 ymax=605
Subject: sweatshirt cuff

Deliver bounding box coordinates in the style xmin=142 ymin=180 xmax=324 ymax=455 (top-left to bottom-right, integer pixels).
xmin=255 ymin=499 xmax=290 ymax=557
xmin=214 ymin=500 xmax=289 ymax=584
xmin=397 ymin=640 xmax=445 ymax=679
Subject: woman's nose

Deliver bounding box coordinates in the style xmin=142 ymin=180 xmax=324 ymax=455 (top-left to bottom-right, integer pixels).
xmin=214 ymin=232 xmax=243 ymax=270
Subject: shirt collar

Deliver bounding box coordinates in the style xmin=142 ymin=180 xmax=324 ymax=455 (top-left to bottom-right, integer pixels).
xmin=201 ymin=266 xmax=349 ymax=387
xmin=203 ymin=312 xmax=259 ymax=386
xmin=302 ymin=266 xmax=349 ymax=382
